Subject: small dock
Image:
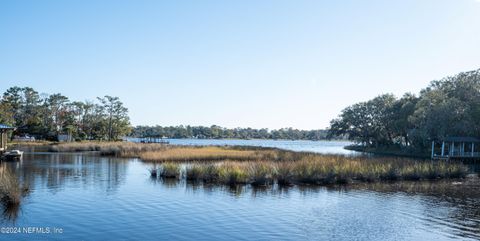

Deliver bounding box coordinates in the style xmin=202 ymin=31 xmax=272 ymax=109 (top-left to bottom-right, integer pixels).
xmin=0 ymin=124 xmax=13 ymax=155
xmin=0 ymin=124 xmax=23 ymax=161
xmin=431 ymin=136 xmax=480 ymax=162
xmin=139 ymin=137 xmax=169 ymax=144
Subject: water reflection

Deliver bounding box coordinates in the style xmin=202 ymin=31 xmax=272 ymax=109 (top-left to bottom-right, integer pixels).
xmin=348 ymin=179 xmax=480 ymax=240
xmin=1 ymin=153 xmax=130 ymax=222
xmin=181 ymin=175 xmax=480 ymax=240
xmin=11 ymin=153 xmax=128 ymax=194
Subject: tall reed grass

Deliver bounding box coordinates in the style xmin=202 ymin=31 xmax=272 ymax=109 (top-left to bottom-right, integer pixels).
xmin=139 ymin=146 xmax=266 ymax=162
xmin=0 ymin=166 xmax=29 ymax=221
xmin=159 ymin=163 xmax=181 ymax=178
xmin=184 ymin=157 xmax=467 ymax=186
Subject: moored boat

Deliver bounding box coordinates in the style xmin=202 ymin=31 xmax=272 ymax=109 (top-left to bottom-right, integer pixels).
xmin=2 ymin=150 xmax=24 ymax=161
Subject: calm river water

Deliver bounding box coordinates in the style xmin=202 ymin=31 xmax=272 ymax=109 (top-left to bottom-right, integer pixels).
xmin=130 ymin=138 xmax=357 ymax=155
xmin=0 ymin=140 xmax=479 ymax=240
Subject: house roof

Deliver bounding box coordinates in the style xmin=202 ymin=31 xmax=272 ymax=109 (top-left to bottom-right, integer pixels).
xmin=443 ymin=136 xmax=480 ymax=142
xmin=0 ymin=124 xmax=14 ymax=129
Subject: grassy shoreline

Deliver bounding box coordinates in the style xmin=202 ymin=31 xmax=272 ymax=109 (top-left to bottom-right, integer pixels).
xmin=17 ymin=141 xmax=469 ymax=186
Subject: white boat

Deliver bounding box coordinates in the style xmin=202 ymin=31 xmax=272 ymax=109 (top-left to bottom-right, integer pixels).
xmin=3 ymin=150 xmax=23 ymax=161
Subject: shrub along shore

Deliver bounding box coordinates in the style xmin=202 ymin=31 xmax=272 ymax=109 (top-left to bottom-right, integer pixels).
xmin=42 ymin=142 xmax=468 ymax=186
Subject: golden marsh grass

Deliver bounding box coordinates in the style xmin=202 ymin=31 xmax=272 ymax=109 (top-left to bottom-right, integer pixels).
xmin=47 ymin=142 xmax=469 ymax=185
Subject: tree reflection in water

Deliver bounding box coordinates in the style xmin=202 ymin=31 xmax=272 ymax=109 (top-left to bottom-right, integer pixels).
xmin=14 ymin=153 xmax=128 ymax=195
xmin=0 ymin=153 xmax=129 ymax=222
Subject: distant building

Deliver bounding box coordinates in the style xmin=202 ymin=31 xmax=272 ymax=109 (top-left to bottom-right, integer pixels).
xmin=58 ymin=134 xmax=73 ymax=142
xmin=13 ymin=135 xmax=36 ymax=142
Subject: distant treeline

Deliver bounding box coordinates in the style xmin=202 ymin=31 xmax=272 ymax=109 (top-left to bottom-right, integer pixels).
xmin=329 ymin=69 xmax=480 ymax=151
xmin=0 ymin=86 xmax=130 ymax=141
xmin=131 ymin=125 xmax=333 ymax=140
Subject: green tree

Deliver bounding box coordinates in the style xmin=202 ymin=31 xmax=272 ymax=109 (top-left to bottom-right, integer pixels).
xmin=97 ymin=96 xmax=131 ymax=141
xmin=46 ymin=94 xmax=70 ymax=136
xmin=329 ymin=68 xmax=480 ymax=152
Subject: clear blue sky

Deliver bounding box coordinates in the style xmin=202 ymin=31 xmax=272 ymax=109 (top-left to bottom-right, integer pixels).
xmin=1 ymin=0 xmax=479 ymax=129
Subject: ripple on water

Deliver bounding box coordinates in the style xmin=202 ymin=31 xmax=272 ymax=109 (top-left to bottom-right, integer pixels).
xmin=1 ymin=154 xmax=479 ymax=241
